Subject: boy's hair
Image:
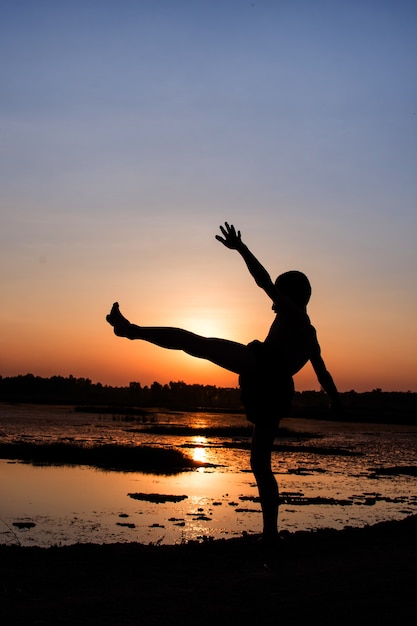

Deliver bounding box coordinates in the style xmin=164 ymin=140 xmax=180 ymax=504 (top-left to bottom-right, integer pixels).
xmin=275 ymin=271 xmax=311 ymax=307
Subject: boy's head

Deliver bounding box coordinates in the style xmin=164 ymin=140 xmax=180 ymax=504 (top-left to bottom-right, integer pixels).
xmin=275 ymin=271 xmax=311 ymax=308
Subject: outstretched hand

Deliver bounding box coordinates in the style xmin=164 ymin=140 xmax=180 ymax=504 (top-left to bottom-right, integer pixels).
xmin=215 ymin=222 xmax=243 ymax=250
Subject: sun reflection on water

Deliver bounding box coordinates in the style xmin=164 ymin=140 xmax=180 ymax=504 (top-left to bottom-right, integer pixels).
xmin=191 ymin=436 xmax=208 ymax=465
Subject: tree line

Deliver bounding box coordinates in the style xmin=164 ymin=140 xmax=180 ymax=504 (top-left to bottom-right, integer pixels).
xmin=0 ymin=374 xmax=241 ymax=409
xmin=0 ymin=374 xmax=416 ymax=423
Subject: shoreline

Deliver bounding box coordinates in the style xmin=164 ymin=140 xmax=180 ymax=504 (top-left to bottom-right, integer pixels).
xmin=2 ymin=515 xmax=417 ymax=625
xmin=2 ymin=397 xmax=417 ymax=426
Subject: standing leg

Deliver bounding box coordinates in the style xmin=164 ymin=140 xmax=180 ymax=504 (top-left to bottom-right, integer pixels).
xmin=106 ymin=302 xmax=254 ymax=374
xmin=250 ymin=422 xmax=280 ymax=547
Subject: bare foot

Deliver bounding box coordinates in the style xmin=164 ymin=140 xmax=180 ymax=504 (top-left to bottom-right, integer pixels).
xmin=106 ymin=302 xmax=134 ymax=338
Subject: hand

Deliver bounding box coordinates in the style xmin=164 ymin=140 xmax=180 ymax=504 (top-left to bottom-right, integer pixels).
xmin=215 ymin=222 xmax=242 ymax=250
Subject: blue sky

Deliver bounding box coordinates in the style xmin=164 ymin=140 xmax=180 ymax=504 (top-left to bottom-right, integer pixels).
xmin=1 ymin=0 xmax=417 ymax=391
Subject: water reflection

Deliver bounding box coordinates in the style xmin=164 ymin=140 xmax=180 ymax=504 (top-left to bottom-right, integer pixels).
xmin=191 ymin=436 xmax=208 ymax=465
xmin=1 ymin=406 xmax=417 ymax=547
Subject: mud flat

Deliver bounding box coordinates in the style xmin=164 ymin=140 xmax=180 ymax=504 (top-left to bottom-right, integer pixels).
xmin=1 ymin=515 xmax=417 ymax=625
xmin=0 ymin=441 xmax=205 ymax=473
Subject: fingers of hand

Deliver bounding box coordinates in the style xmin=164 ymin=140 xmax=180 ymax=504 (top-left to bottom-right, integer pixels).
xmin=221 ymin=222 xmax=237 ymax=237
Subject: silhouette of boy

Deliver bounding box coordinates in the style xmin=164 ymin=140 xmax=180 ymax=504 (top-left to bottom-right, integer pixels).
xmin=107 ymin=222 xmax=342 ymax=553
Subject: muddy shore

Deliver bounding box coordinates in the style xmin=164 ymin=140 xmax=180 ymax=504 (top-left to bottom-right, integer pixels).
xmin=1 ymin=514 xmax=416 ymax=625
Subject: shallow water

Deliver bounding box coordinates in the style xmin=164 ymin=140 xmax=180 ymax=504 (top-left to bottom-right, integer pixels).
xmin=1 ymin=403 xmax=417 ymax=547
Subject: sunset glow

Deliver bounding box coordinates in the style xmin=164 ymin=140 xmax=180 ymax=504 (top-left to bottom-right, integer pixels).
xmin=1 ymin=1 xmax=416 ymax=392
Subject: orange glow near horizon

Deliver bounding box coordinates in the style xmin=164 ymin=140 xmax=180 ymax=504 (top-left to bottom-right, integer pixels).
xmin=1 ymin=227 xmax=416 ymax=393
xmin=1 ymin=300 xmax=416 ymax=392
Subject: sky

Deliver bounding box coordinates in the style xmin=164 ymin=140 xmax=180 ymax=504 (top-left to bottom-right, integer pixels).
xmin=1 ymin=0 xmax=416 ymax=392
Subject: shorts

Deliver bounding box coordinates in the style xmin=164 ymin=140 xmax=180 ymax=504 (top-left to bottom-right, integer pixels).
xmin=239 ymin=340 xmax=294 ymax=426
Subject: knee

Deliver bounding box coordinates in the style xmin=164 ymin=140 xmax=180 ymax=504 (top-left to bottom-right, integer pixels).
xmin=250 ymin=450 xmax=272 ymax=479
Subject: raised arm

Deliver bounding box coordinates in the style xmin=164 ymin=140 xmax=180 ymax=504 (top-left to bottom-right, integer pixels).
xmin=216 ymin=222 xmax=279 ymax=303
xmin=216 ymin=222 xmax=302 ymax=320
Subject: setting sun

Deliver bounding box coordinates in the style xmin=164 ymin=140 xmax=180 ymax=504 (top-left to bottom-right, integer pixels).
xmin=177 ymin=317 xmax=229 ymax=339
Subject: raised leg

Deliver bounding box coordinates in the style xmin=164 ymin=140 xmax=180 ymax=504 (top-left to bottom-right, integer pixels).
xmin=106 ymin=302 xmax=254 ymax=374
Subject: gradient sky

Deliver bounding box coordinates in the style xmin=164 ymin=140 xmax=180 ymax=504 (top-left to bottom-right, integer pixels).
xmin=1 ymin=0 xmax=416 ymax=392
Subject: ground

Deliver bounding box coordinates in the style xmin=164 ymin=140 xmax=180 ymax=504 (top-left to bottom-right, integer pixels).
xmin=1 ymin=515 xmax=417 ymax=626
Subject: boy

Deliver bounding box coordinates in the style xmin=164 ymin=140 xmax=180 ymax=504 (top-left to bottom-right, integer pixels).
xmin=106 ymin=223 xmax=342 ymax=551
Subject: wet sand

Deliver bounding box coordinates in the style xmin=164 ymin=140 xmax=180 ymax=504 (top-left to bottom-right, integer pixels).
xmin=1 ymin=515 xmax=416 ymax=626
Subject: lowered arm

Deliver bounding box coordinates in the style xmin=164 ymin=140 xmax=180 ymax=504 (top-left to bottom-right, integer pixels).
xmin=310 ymin=345 xmax=343 ymax=412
